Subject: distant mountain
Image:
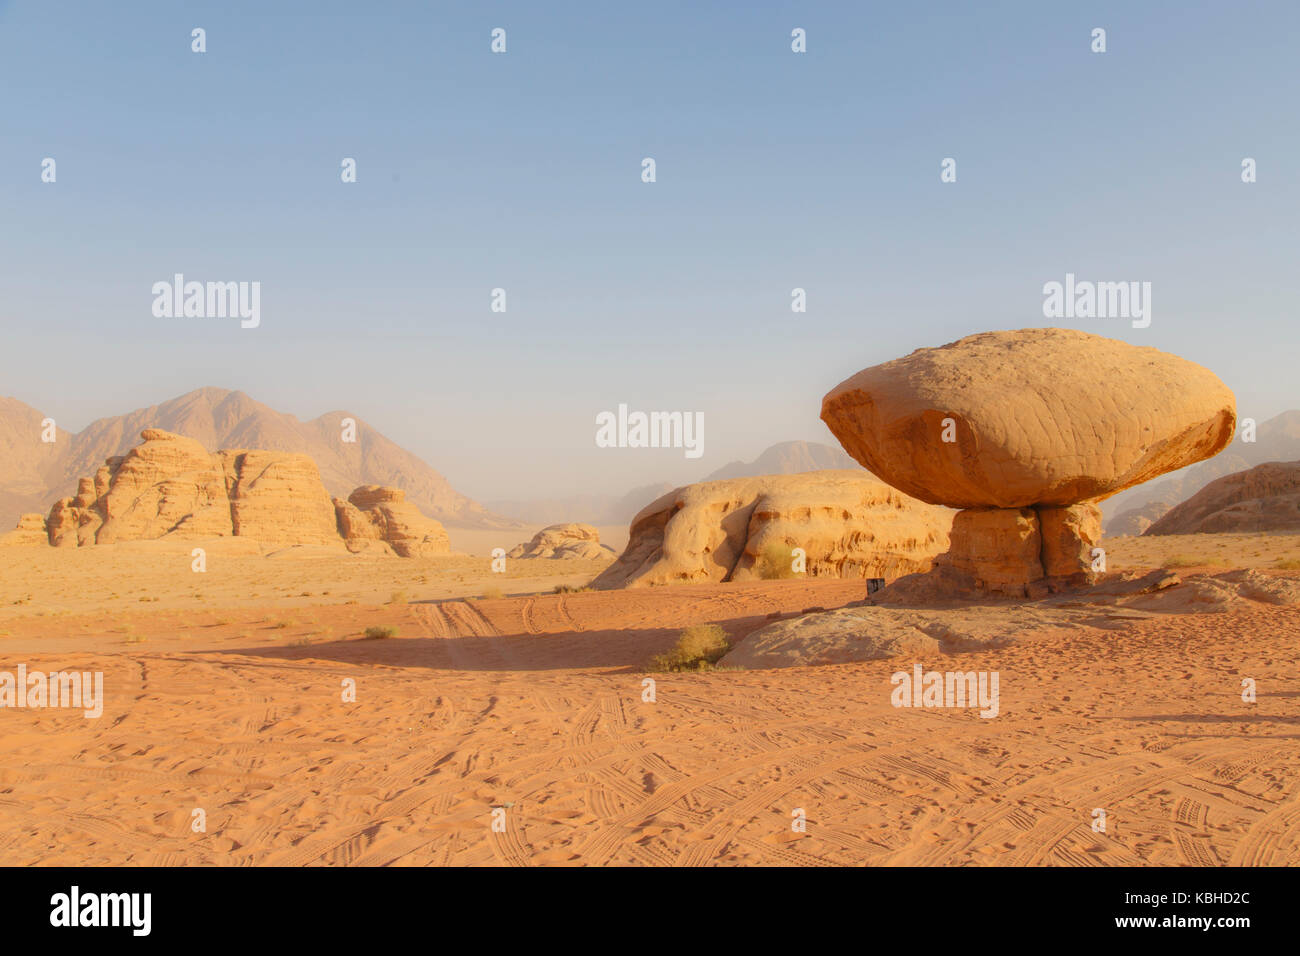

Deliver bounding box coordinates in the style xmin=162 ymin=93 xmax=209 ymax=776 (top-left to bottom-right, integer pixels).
xmin=0 ymin=387 xmax=522 ymax=531
xmin=1144 ymin=460 xmax=1300 ymax=535
xmin=0 ymin=396 xmax=72 ymax=524
xmin=702 ymin=441 xmax=862 ymax=481
xmin=488 ymin=482 xmax=675 ymax=527
xmin=1102 ymin=410 xmax=1300 ymax=530
xmin=490 ymin=441 xmax=864 ymax=526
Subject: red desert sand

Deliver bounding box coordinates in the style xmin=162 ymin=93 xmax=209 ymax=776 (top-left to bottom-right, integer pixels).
xmin=1 ymin=545 xmax=1297 ymax=866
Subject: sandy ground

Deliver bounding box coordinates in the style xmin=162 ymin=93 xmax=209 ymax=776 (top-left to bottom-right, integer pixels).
xmin=0 ymin=537 xmax=613 ymax=618
xmin=1 ymin=536 xmax=1297 ymax=866
xmin=1102 ymin=530 xmax=1300 ymax=572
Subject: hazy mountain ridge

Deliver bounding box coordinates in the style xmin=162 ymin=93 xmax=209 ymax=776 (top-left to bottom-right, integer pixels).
xmin=489 ymin=441 xmax=865 ymax=526
xmin=702 ymin=441 xmax=862 ymax=482
xmin=1103 ymin=410 xmax=1300 ymax=529
xmin=0 ymin=387 xmax=523 ymax=531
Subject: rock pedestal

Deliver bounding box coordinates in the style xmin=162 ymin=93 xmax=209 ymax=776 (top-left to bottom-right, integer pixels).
xmin=932 ymin=501 xmax=1103 ymax=598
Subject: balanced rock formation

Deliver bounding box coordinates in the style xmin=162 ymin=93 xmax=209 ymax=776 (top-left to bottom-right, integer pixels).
xmin=822 ymin=329 xmax=1236 ymax=597
xmin=508 ymin=523 xmax=612 ymax=560
xmin=1143 ymin=461 xmax=1300 ymax=535
xmin=334 ymin=485 xmax=450 ymax=556
xmin=591 ymin=471 xmax=951 ymax=589
xmin=24 ymin=429 xmax=448 ymax=555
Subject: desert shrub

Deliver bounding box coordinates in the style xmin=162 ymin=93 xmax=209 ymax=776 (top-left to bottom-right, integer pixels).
xmin=1275 ymin=558 xmax=1300 ymax=570
xmin=1163 ymin=555 xmax=1201 ymax=568
xmin=363 ymin=625 xmax=397 ymax=639
xmin=481 ymin=586 xmax=504 ymax=600
xmin=649 ymin=624 xmax=731 ymax=672
xmin=553 ymin=584 xmax=591 ymax=594
xmin=388 ymin=590 xmax=408 ymax=605
xmin=756 ymin=542 xmax=798 ymax=580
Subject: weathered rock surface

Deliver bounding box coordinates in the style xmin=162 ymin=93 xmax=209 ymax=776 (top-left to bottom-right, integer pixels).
xmin=334 ymin=485 xmax=450 ymax=557
xmin=95 ymin=430 xmax=234 ymax=544
xmin=821 ymin=328 xmax=1236 ymax=509
xmin=28 ymin=429 xmax=448 ymax=554
xmin=935 ymin=507 xmax=1042 ymax=596
xmin=217 ymin=449 xmax=339 ymax=546
xmin=508 ymin=523 xmax=612 ymax=560
xmin=591 ymin=471 xmax=952 ymax=589
xmin=1143 ymin=461 xmax=1300 ymax=535
xmin=1038 ymin=502 xmax=1103 ymax=584
xmin=726 ymin=569 xmax=1299 ymax=669
xmin=723 ymin=604 xmax=1084 ymax=670
xmin=821 ymin=329 xmax=1236 ymax=598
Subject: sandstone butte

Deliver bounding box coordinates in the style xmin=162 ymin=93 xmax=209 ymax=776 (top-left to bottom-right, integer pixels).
xmin=3 ymin=429 xmax=449 ymax=556
xmin=1143 ymin=460 xmax=1300 ymax=535
xmin=821 ymin=328 xmax=1237 ymax=598
xmin=508 ymin=523 xmax=613 ymax=560
xmin=591 ymin=471 xmax=952 ymax=589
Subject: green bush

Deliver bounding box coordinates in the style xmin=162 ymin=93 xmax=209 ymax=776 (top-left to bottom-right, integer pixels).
xmin=756 ymin=542 xmax=799 ymax=580
xmin=649 ymin=624 xmax=731 ymax=672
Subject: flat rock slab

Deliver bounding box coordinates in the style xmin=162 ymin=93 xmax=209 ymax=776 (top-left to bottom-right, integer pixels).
xmin=724 ymin=569 xmax=1300 ymax=669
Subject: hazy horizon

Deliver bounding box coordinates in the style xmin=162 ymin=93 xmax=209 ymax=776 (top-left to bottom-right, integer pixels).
xmin=4 ymin=0 xmax=1297 ymax=502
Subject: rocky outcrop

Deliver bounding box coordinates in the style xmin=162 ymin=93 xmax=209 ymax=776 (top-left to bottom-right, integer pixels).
xmin=218 ymin=449 xmax=338 ymax=545
xmin=822 ymin=329 xmax=1236 ymax=598
xmin=23 ymin=429 xmax=448 ymax=554
xmin=591 ymin=471 xmax=951 ymax=589
xmin=93 ymin=430 xmax=234 ymax=544
xmin=0 ymin=387 xmax=521 ymax=533
xmin=722 ymin=569 xmax=1300 ymax=669
xmin=0 ymin=513 xmax=49 ymax=547
xmin=508 ymin=523 xmax=612 ymax=560
xmin=334 ymin=486 xmax=450 ymax=557
xmin=1143 ymin=461 xmax=1300 ymax=534
xmin=1106 ymin=500 xmax=1172 ymax=537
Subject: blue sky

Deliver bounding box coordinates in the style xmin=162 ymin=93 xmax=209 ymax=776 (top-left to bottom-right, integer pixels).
xmin=2 ymin=1 xmax=1297 ymax=500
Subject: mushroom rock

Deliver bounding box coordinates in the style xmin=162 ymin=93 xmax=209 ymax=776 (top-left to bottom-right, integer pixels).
xmin=821 ymin=329 xmax=1236 ymax=598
